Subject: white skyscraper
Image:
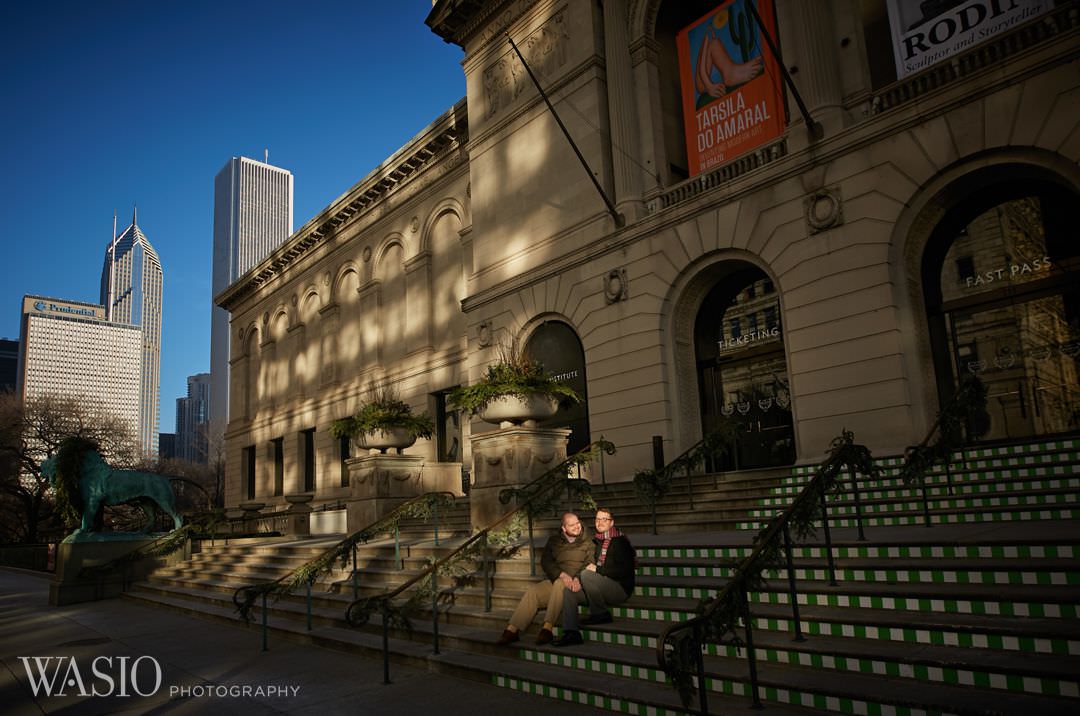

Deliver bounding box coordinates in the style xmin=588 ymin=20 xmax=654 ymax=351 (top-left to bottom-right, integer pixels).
xmin=210 ymin=156 xmax=293 ymax=437
xmin=100 ymin=209 xmax=163 ymax=455
xmin=17 ymin=296 xmax=143 ymax=442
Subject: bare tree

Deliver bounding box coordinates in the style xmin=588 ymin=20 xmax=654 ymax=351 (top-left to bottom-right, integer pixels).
xmin=0 ymin=391 xmax=140 ymax=543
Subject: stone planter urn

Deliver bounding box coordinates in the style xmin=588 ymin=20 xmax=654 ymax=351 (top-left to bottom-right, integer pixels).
xmin=479 ymin=393 xmax=559 ymax=428
xmin=353 ymin=427 xmax=417 ymax=454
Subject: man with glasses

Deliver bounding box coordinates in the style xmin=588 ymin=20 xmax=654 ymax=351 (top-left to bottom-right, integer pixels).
xmin=552 ymin=507 xmax=635 ymax=646
xmin=496 ymin=512 xmax=594 ymax=646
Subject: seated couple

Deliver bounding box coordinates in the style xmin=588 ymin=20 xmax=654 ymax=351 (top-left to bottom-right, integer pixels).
xmin=495 ymin=508 xmax=635 ymax=647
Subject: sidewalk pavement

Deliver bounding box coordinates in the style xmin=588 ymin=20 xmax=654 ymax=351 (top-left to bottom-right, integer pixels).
xmin=0 ymin=569 xmax=595 ymax=716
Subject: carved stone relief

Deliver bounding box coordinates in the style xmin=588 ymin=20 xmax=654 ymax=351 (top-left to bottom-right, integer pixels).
xmin=482 ymin=8 xmax=569 ymax=119
xmin=603 ymin=268 xmax=629 ymax=304
xmin=805 ymin=187 xmax=844 ymax=234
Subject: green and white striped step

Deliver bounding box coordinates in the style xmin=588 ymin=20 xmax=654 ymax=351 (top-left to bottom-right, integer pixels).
xmin=524 ymin=643 xmax=1078 ymax=700
xmin=708 ymin=642 xmax=1079 ymax=698
xmin=773 ymin=464 xmax=1080 ymax=493
xmin=789 ymin=439 xmax=1080 ymax=475
xmin=786 ymin=455 xmax=1080 ymax=483
xmin=747 ymin=492 xmax=1078 ymax=519
xmin=639 ymin=564 xmax=1079 ymax=586
xmin=516 ymin=652 xmax=938 ymax=716
xmin=762 ymin=476 xmax=1078 ymax=503
xmin=787 ymin=449 xmax=1080 ymax=478
xmin=583 ymin=616 xmax=1080 ymax=657
xmin=621 ymin=588 xmax=1077 ymax=620
xmin=737 ymin=507 xmax=1080 ymax=530
xmin=638 ymin=544 xmax=1080 ymax=561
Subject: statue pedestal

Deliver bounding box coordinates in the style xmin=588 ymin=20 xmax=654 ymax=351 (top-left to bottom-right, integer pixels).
xmin=49 ymin=536 xmax=190 ymax=606
xmin=469 ymin=427 xmax=570 ymax=530
xmin=345 ymin=455 xmax=424 ymax=532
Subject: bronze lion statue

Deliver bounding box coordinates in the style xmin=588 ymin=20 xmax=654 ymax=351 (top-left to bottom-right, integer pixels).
xmin=43 ymin=438 xmax=183 ymax=534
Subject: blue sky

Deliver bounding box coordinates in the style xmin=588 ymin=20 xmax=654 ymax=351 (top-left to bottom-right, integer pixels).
xmin=1 ymin=1 xmax=464 ymax=433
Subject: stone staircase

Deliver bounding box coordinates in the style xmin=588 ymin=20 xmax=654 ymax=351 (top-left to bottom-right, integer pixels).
xmin=124 ymin=436 xmax=1080 ymax=715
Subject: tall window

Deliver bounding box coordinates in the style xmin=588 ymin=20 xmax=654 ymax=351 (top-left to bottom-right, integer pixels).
xmin=339 ymin=433 xmax=351 ymax=487
xmin=302 ymin=428 xmax=316 ymax=492
xmin=272 ymin=438 xmax=284 ymax=496
xmin=243 ymin=445 xmax=256 ymax=500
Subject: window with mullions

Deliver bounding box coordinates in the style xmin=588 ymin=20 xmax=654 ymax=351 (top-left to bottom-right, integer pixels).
xmin=925 ymin=183 xmax=1079 ymax=441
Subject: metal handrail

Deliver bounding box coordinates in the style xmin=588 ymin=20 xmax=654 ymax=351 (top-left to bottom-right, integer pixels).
xmin=655 ymin=432 xmax=875 ymax=713
xmin=637 ymin=426 xmax=738 ymax=534
xmin=343 ymin=439 xmax=616 ymax=681
xmin=232 ymin=490 xmax=455 ymax=648
xmin=900 ymin=375 xmax=987 ymax=525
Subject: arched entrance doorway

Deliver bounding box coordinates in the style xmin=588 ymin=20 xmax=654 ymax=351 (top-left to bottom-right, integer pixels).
xmin=923 ymin=179 xmax=1080 ymax=440
xmin=525 ymin=321 xmax=591 ymax=454
xmin=695 ymin=263 xmax=794 ymax=469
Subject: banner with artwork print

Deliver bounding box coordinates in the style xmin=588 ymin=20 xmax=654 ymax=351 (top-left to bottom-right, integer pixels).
xmin=676 ymin=0 xmax=786 ymax=177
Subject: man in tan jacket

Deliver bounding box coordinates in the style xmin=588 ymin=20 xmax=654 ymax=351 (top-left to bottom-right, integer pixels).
xmin=496 ymin=512 xmax=594 ymax=645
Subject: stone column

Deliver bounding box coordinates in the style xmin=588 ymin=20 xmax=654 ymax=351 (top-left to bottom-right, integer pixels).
xmin=469 ymin=427 xmax=571 ymax=529
xmin=779 ymin=0 xmax=843 ymax=141
xmin=602 ymin=0 xmax=644 ymax=221
xmin=345 ymin=454 xmax=425 ymax=532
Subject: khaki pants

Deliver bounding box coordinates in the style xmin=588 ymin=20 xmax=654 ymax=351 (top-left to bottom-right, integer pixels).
xmin=508 ymin=579 xmax=565 ymax=632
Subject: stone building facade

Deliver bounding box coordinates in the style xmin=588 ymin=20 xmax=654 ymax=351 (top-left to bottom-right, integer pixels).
xmin=217 ymin=0 xmax=1080 ymax=510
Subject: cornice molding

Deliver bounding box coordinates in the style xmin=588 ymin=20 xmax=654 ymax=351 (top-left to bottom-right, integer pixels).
xmin=218 ymin=100 xmax=469 ymax=312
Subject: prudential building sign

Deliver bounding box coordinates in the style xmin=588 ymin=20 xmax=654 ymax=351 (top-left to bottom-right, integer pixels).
xmin=24 ymin=297 xmax=105 ymax=321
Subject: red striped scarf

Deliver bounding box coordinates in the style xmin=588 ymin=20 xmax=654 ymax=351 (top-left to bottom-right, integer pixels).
xmin=595 ymin=526 xmax=622 ymax=566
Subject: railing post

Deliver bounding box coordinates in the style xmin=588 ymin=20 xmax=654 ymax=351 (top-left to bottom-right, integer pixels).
xmin=819 ymin=489 xmax=838 ymax=586
xmin=741 ymin=586 xmax=763 ymax=710
xmin=433 ymin=499 xmax=441 ymax=547
xmin=944 ymin=457 xmax=955 ymax=496
xmin=600 ymin=436 xmax=606 ymax=487
xmin=528 ymin=512 xmax=537 ymax=577
xmin=652 ymin=435 xmax=665 ymax=470
xmin=382 ymin=601 xmax=391 ymax=684
xmin=352 ymin=543 xmax=360 ymax=600
xmin=306 ymin=582 xmax=313 ymax=632
xmin=782 ymin=525 xmax=805 ymax=642
xmin=651 ymin=499 xmax=658 ymax=536
xmin=919 ymin=477 xmax=932 ymax=528
xmin=693 ymin=622 xmax=709 ymax=715
xmin=481 ymin=532 xmax=492 ymax=613
xmin=261 ymin=592 xmax=269 ymax=652
xmin=431 ymin=569 xmax=440 ymax=655
xmin=394 ymin=526 xmax=402 ymax=570
xmin=687 ymin=462 xmax=695 ymax=510
xmin=848 ymin=465 xmax=867 ymax=541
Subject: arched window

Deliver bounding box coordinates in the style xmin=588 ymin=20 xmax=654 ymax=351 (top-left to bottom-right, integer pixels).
xmin=694 ymin=263 xmax=793 ymax=469
xmin=923 ymin=180 xmax=1079 ymax=440
xmin=525 ymin=321 xmax=590 ymax=454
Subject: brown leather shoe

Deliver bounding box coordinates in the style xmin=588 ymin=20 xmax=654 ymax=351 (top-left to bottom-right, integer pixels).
xmin=495 ymin=628 xmax=520 ymax=646
xmin=535 ymin=628 xmax=553 ymax=645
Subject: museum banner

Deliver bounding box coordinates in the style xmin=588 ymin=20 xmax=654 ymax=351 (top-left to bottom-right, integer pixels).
xmin=676 ymin=0 xmax=785 ymax=177
xmin=886 ymin=0 xmax=1052 ymax=79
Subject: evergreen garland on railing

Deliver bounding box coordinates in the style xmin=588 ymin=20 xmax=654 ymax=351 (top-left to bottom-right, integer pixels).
xmin=898 ymin=375 xmax=988 ymax=487
xmin=234 ymin=491 xmax=456 ymax=622
xmin=633 ymin=419 xmax=742 ymax=507
xmin=659 ymin=430 xmax=879 ymax=707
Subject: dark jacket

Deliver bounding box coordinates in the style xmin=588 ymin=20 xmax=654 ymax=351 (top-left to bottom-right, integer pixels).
xmin=539 ymin=532 xmax=594 ymax=582
xmin=595 ymin=534 xmax=635 ymax=596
